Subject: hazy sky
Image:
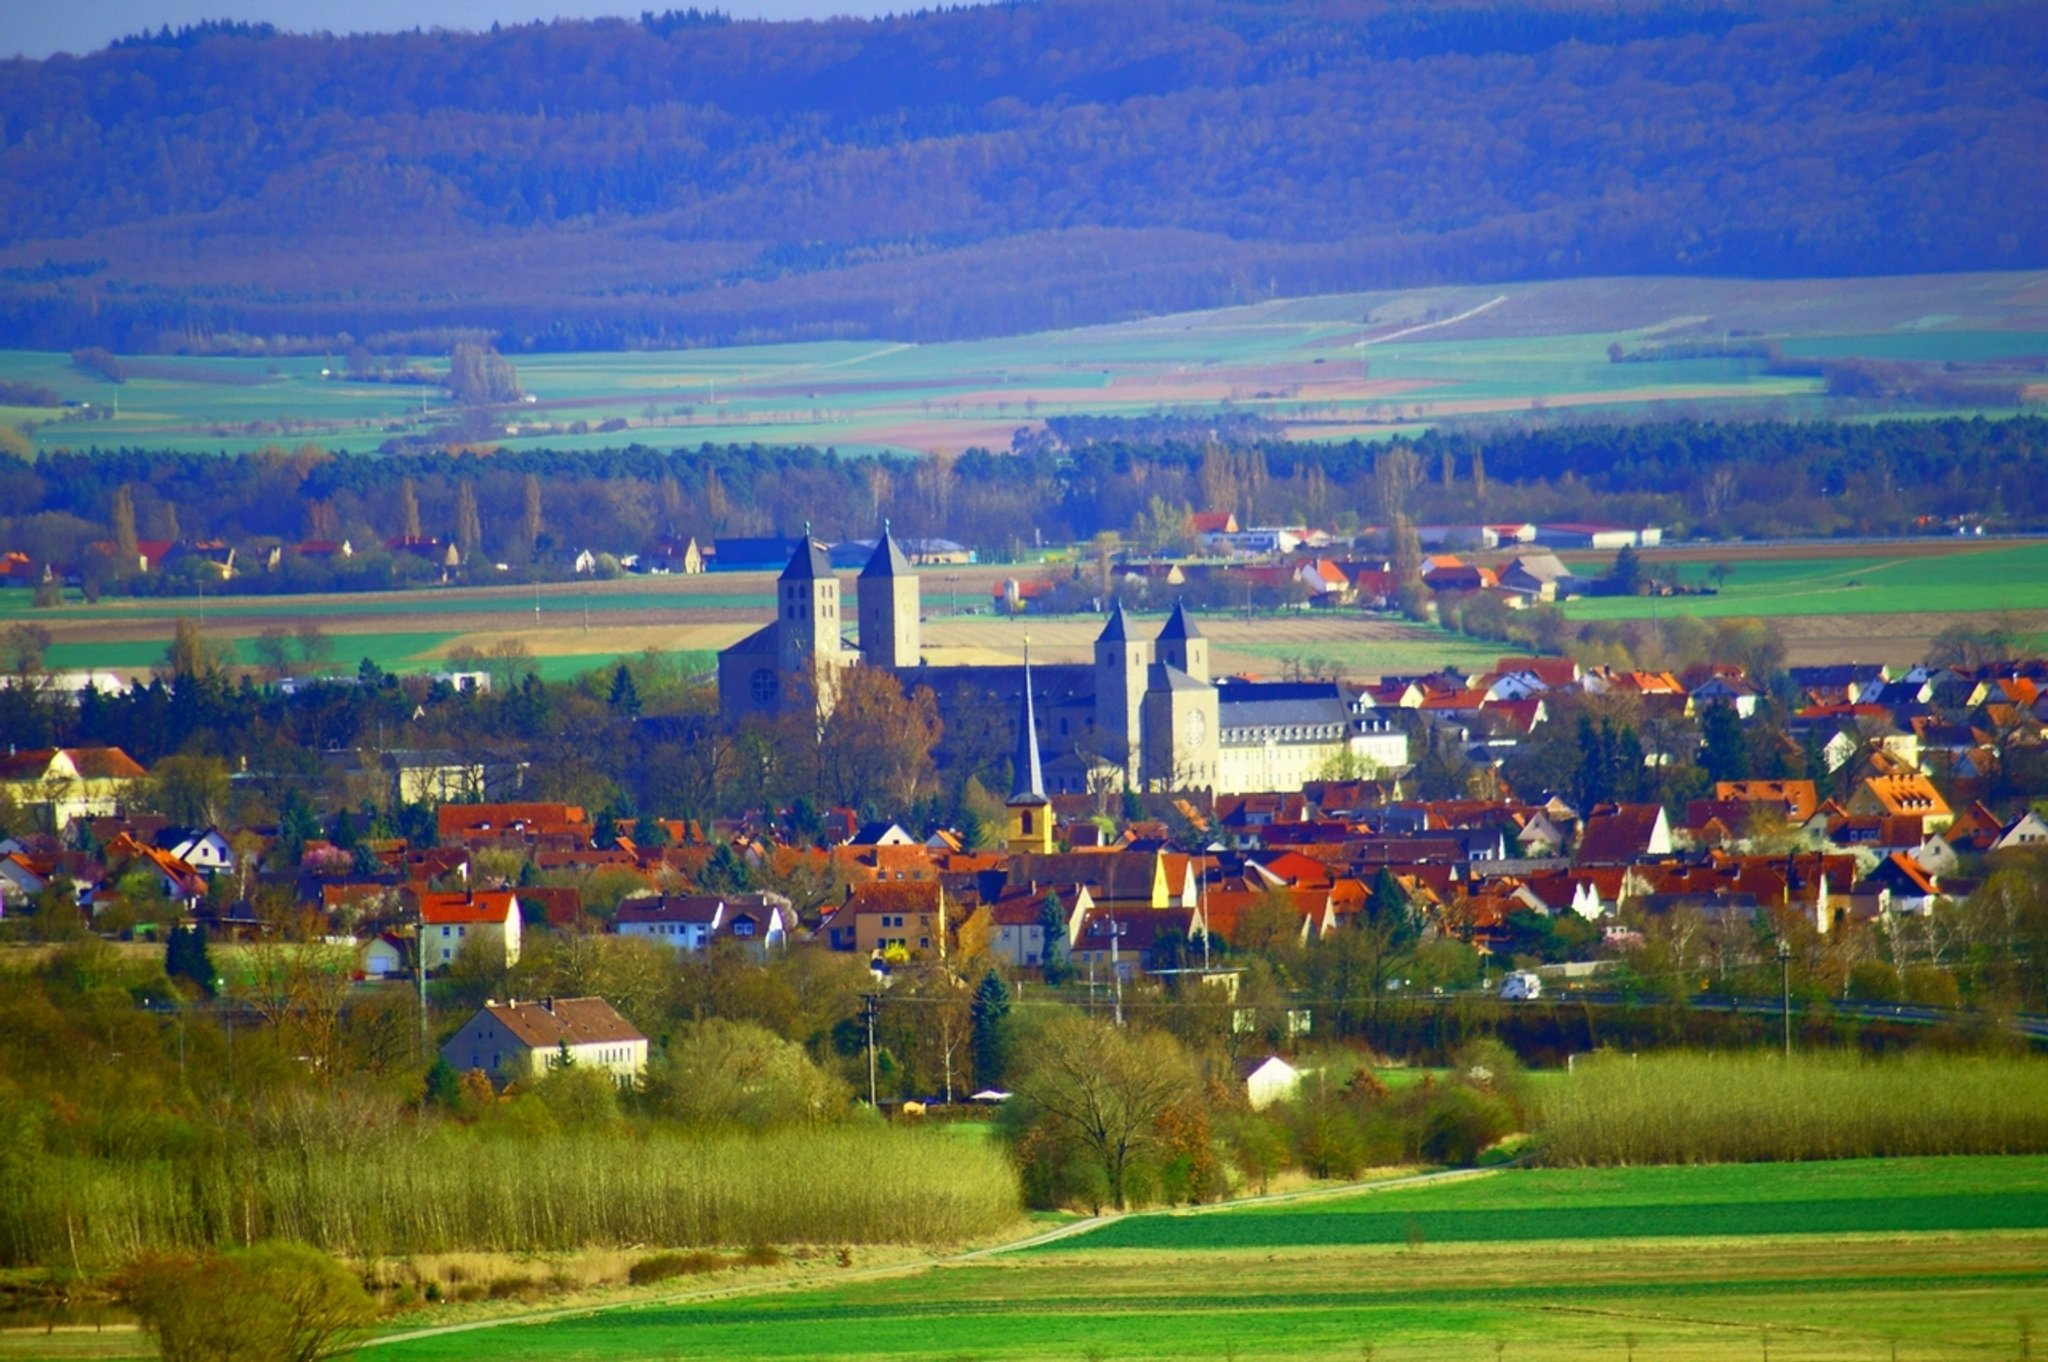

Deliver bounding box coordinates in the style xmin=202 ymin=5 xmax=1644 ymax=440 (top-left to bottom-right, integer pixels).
xmin=3 ymin=0 xmax=918 ymax=59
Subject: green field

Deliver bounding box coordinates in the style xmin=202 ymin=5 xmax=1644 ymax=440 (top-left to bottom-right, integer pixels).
xmin=6 ymin=272 xmax=2042 ymax=457
xmin=1563 ymin=541 xmax=2048 ymax=622
xmin=1053 ymin=1158 xmax=2048 ymax=1250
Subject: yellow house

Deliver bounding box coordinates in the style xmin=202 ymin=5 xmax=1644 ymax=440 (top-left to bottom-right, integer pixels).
xmin=0 ymin=747 xmax=146 ymax=831
xmin=1848 ymin=773 xmax=1953 ymax=835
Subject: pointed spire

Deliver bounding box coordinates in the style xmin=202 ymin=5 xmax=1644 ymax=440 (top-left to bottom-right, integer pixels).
xmin=1010 ymin=639 xmax=1048 ymax=805
xmin=860 ymin=519 xmax=913 ymax=578
xmin=1158 ymin=600 xmax=1203 ymax=641
xmin=1097 ymin=599 xmax=1131 ymax=643
xmin=778 ymin=528 xmax=831 ymax=580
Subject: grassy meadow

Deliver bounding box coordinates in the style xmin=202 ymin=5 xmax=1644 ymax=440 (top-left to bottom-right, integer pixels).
xmin=1562 ymin=539 xmax=2048 ymax=622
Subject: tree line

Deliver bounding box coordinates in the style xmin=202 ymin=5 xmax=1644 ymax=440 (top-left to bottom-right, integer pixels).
xmin=4 ymin=415 xmax=2046 ymax=588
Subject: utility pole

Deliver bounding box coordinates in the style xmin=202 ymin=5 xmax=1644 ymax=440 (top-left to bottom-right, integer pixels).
xmin=1110 ymin=919 xmax=1124 ymax=1027
xmin=861 ymin=992 xmax=881 ymax=1108
xmin=1777 ymin=937 xmax=1793 ymax=1059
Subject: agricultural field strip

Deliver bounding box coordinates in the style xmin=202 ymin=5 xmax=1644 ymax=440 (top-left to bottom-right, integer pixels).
xmin=356 ymin=1166 xmax=1492 ymax=1350
xmin=354 ymin=1236 xmax=2048 ymax=1361
xmin=1039 ymin=1156 xmax=2048 ymax=1250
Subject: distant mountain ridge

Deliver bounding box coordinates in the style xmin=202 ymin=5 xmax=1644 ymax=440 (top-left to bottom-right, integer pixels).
xmin=0 ymin=0 xmax=2042 ymax=353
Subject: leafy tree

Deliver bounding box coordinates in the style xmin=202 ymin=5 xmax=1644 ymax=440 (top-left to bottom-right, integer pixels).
xmin=1007 ymin=1011 xmax=1200 ymax=1210
xmin=117 ymin=1241 xmax=375 ymax=1362
xmin=969 ymin=968 xmax=1011 ymax=1088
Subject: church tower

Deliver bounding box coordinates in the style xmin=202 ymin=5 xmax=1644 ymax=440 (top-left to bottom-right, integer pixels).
xmin=775 ymin=527 xmax=842 ymax=695
xmin=1093 ymin=602 xmax=1151 ymax=786
xmin=1142 ymin=604 xmax=1220 ymax=791
xmin=1007 ymin=648 xmax=1056 ymax=854
xmin=1156 ymin=601 xmax=1208 ymax=683
xmin=858 ymin=522 xmax=920 ymax=671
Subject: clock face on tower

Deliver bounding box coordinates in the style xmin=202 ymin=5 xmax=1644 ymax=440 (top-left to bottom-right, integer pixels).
xmin=1183 ymin=709 xmax=1207 ymax=748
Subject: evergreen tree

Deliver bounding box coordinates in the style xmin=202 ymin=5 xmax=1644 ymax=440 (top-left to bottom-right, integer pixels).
xmin=1038 ymin=890 xmax=1071 ymax=985
xmin=1364 ymin=868 xmax=1417 ymax=951
xmin=970 ymin=969 xmax=1011 ymax=1088
xmin=700 ymin=841 xmax=754 ymax=894
xmin=423 ymin=1057 xmax=461 ymax=1109
xmin=165 ymin=924 xmax=217 ymax=996
xmin=275 ymin=790 xmax=320 ymax=869
xmin=1700 ymin=702 xmax=1751 ymax=783
xmin=607 ymin=663 xmax=641 ymax=716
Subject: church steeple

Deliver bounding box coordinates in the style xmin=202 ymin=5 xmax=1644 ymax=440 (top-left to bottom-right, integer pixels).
xmin=858 ymin=518 xmax=920 ymax=669
xmin=1006 ymin=642 xmax=1055 ymax=854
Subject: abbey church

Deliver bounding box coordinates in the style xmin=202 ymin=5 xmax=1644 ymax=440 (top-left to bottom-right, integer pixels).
xmin=717 ymin=529 xmax=1406 ymax=795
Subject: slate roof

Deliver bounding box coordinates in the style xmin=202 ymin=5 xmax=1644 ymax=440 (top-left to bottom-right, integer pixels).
xmin=859 ymin=527 xmax=914 ymax=578
xmin=779 ymin=535 xmax=833 ymax=581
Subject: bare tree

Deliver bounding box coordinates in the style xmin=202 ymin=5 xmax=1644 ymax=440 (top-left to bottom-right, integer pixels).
xmin=1010 ymin=1012 xmax=1200 ymax=1209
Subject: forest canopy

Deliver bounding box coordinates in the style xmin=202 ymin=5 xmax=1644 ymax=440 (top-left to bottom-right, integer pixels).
xmin=0 ymin=0 xmax=2042 ymax=352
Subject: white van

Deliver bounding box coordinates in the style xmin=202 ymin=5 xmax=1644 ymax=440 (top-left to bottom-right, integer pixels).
xmin=1499 ymin=970 xmax=1543 ymax=1001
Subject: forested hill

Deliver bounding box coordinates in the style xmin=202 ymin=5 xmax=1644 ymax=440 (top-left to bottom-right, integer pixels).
xmin=2 ymin=0 xmax=2044 ymax=354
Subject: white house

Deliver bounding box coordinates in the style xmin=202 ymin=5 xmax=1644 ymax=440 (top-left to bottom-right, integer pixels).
xmin=359 ymin=932 xmax=409 ymax=980
xmin=615 ymin=892 xmax=792 ymax=957
xmin=159 ymin=828 xmax=234 ymax=876
xmin=439 ymin=996 xmax=648 ymax=1086
xmin=418 ymin=890 xmax=522 ymax=969
xmin=1241 ymin=1055 xmax=1303 ymax=1110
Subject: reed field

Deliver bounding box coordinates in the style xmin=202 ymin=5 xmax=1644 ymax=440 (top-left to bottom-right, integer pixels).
xmin=1537 ymin=1052 xmax=2048 ymax=1165
xmin=0 ymin=1126 xmax=1018 ymax=1269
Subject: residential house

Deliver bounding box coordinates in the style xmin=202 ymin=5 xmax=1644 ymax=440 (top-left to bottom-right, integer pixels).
xmin=439 ymin=996 xmax=647 ymax=1086
xmin=0 ymin=746 xmax=147 ymax=831
xmin=1576 ymin=804 xmax=1673 ymax=864
xmin=987 ymin=883 xmax=1094 ymax=969
xmin=616 ymin=892 xmax=792 ymax=957
xmin=1242 ymin=1055 xmax=1304 ymax=1110
xmin=824 ymin=881 xmax=947 ymax=957
xmin=1848 ymin=773 xmax=1954 ymax=835
xmin=417 ymin=890 xmax=522 ymax=969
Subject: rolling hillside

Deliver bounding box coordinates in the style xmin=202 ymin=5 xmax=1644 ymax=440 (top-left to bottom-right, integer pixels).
xmin=1 ymin=0 xmax=2044 ymax=354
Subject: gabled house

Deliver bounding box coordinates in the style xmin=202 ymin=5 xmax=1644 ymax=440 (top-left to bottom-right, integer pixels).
xmin=440 ymin=996 xmax=647 ymax=1087
xmin=987 ymin=883 xmax=1094 ymax=969
xmin=1576 ymin=804 xmax=1673 ymax=864
xmin=824 ymin=881 xmax=947 ymax=957
xmin=1848 ymin=773 xmax=1953 ymax=835
xmin=0 ymin=746 xmax=147 ymax=831
xmin=1242 ymin=1055 xmax=1303 ymax=1110
xmin=417 ymin=889 xmax=522 ymax=969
